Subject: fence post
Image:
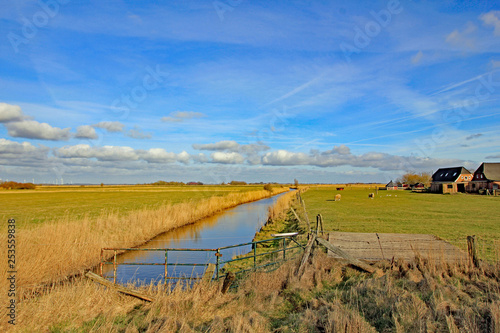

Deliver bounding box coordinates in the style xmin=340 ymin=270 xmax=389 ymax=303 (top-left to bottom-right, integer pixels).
xmin=164 ymin=250 xmax=168 ymax=285
xmin=215 ymin=249 xmax=221 ymax=281
xmin=253 ymin=242 xmax=257 ymax=270
xmin=283 ymin=238 xmax=286 ymax=260
xmin=100 ymin=249 xmax=104 ymax=277
xmin=113 ymin=250 xmax=117 ymax=284
xmin=467 ymin=235 xmax=479 ymax=268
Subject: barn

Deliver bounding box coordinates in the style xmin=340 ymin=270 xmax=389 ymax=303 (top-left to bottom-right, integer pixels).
xmin=430 ymin=166 xmax=472 ymax=194
xmin=468 ymin=162 xmax=500 ymax=194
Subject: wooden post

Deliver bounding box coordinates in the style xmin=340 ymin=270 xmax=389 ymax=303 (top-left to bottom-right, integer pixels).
xmin=295 ymin=234 xmax=316 ymax=277
xmin=221 ymin=272 xmax=235 ymax=294
xmin=467 ymin=235 xmax=480 ymax=268
xmin=202 ymin=263 xmax=216 ymax=283
xmin=291 ymin=207 xmax=310 ymax=233
xmin=85 ymin=272 xmax=155 ymax=302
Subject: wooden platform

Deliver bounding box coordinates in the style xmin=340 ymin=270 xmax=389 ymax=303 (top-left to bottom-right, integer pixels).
xmin=327 ymin=232 xmax=468 ymax=263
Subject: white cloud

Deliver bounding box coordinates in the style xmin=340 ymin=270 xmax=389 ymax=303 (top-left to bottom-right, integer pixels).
xmin=127 ymin=127 xmax=152 ymax=139
xmin=193 ymin=140 xmax=269 ymax=154
xmin=0 ymin=138 xmax=38 ymax=154
xmin=139 ymin=148 xmax=178 ymax=163
xmin=56 ymin=144 xmax=190 ymax=164
xmin=56 ymin=144 xmax=138 ymax=161
xmin=6 ymin=120 xmax=71 ymax=141
xmin=75 ymin=125 xmax=98 ymax=139
xmin=93 ymin=121 xmax=125 ymax=132
xmin=262 ymin=150 xmax=309 ymax=166
xmin=262 ymin=146 xmax=464 ymax=172
xmin=161 ymin=111 xmax=206 ymax=122
xmin=210 ymin=152 xmax=245 ymax=164
xmin=480 ymin=10 xmax=500 ymax=36
xmin=0 ymin=103 xmax=24 ymax=122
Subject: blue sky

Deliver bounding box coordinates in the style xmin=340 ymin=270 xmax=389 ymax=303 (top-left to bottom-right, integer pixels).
xmin=0 ymin=0 xmax=499 ymax=184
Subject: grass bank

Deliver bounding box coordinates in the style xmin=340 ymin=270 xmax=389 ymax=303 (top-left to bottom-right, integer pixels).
xmin=8 ymin=252 xmax=498 ymax=332
xmin=0 ymin=186 xmax=288 ymax=291
xmin=3 ymin=186 xmax=499 ymax=332
xmin=301 ymin=186 xmax=500 ymax=261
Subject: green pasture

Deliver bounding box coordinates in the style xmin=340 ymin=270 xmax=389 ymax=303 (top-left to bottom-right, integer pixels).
xmin=302 ymin=186 xmax=500 ymax=260
xmin=1 ymin=185 xmax=264 ymax=227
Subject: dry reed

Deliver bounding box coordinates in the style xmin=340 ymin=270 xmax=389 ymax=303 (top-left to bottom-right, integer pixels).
xmin=0 ymin=188 xmax=287 ymax=291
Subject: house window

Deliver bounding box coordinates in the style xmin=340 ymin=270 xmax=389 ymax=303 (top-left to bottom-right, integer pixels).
xmin=447 ymin=184 xmax=453 ymax=189
xmin=445 ymin=173 xmax=449 ymax=177
xmin=440 ymin=173 xmax=444 ymax=177
xmin=453 ymin=172 xmax=457 ymax=176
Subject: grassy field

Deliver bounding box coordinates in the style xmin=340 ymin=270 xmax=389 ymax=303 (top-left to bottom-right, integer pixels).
xmin=302 ymin=185 xmax=500 ymax=260
xmin=0 ymin=185 xmax=288 ymax=289
xmin=0 ymin=185 xmax=264 ymax=226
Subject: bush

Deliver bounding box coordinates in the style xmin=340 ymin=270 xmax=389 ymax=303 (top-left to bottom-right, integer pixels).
xmin=263 ymin=183 xmax=273 ymax=192
xmin=0 ymin=181 xmax=36 ymax=190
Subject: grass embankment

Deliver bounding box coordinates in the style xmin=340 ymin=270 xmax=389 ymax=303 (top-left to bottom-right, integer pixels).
xmin=10 ymin=249 xmax=499 ymax=331
xmin=3 ymin=186 xmax=499 ymax=332
xmin=0 ymin=185 xmax=287 ymax=291
xmin=301 ymin=186 xmax=500 ymax=261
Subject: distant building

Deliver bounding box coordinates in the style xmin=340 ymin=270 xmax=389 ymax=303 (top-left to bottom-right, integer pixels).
xmin=386 ymin=180 xmax=397 ymax=190
xmin=468 ymin=162 xmax=500 ymax=193
xmin=430 ymin=166 xmax=472 ymax=194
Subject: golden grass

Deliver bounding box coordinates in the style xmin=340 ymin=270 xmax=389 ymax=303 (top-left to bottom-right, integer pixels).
xmin=10 ymin=249 xmax=498 ymax=332
xmin=0 ymin=188 xmax=287 ymax=291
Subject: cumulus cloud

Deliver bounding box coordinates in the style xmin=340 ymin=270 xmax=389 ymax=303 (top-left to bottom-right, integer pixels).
xmin=75 ymin=125 xmax=98 ymax=139
xmin=56 ymin=144 xmax=138 ymax=161
xmin=193 ymin=140 xmax=269 ymax=154
xmin=481 ymin=10 xmax=500 ymax=36
xmin=0 ymin=138 xmax=50 ymax=166
xmin=0 ymin=103 xmax=24 ymax=122
xmin=161 ymin=111 xmax=205 ymax=122
xmin=6 ymin=120 xmax=71 ymax=141
xmin=210 ymin=152 xmax=245 ymax=164
xmin=93 ymin=121 xmax=125 ymax=132
xmin=56 ymin=144 xmax=190 ymax=164
xmin=127 ymin=127 xmax=152 ymax=139
xmin=261 ymin=146 xmax=463 ymax=171
xmin=139 ymin=148 xmax=189 ymax=164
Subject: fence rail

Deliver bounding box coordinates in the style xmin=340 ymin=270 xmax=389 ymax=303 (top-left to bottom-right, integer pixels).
xmin=100 ymin=234 xmax=304 ymax=284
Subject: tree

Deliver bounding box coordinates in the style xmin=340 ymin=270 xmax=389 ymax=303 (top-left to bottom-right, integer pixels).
xmin=294 ymin=178 xmax=299 ymax=187
xmin=397 ymin=172 xmax=432 ymax=186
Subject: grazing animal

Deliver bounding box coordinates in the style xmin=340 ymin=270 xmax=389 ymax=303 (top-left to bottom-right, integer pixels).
xmin=368 ymin=193 xmax=374 ymax=199
xmin=335 ymin=194 xmax=341 ymax=201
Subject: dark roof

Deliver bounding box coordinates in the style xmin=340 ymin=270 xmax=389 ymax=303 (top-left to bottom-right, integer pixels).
xmin=475 ymin=163 xmax=500 ymax=181
xmin=432 ymin=167 xmax=471 ymax=182
xmin=386 ymin=180 xmax=395 ymax=187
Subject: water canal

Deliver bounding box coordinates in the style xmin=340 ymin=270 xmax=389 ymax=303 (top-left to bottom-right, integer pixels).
xmin=101 ymin=191 xmax=290 ymax=285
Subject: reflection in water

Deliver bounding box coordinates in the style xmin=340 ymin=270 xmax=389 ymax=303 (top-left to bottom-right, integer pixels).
xmin=102 ymin=192 xmax=287 ymax=285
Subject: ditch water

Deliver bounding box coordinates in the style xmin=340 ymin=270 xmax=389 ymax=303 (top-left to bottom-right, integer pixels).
xmin=101 ymin=191 xmax=289 ymax=285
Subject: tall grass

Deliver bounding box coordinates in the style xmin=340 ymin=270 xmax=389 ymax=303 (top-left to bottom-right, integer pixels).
xmin=0 ymin=188 xmax=287 ymax=290
xmin=8 ymin=251 xmax=498 ymax=332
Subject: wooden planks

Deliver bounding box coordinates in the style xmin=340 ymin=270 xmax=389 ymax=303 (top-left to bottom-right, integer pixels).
xmin=327 ymin=232 xmax=468 ymax=263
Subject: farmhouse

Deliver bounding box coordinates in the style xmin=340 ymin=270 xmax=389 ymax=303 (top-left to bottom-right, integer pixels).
xmin=386 ymin=180 xmax=397 ymax=190
xmin=430 ymin=166 xmax=472 ymax=194
xmin=467 ymin=162 xmax=500 ymax=193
